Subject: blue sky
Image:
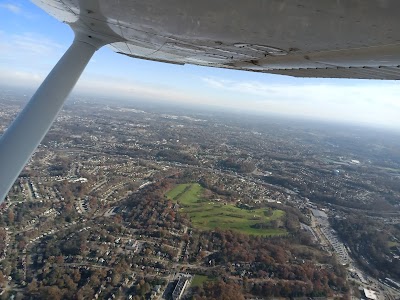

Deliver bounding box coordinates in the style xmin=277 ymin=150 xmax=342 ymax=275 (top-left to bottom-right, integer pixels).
xmin=1 ymin=1 xmax=400 ymax=130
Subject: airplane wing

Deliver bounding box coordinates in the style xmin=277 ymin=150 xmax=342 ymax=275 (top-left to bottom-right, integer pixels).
xmin=1 ymin=0 xmax=400 ymax=202
xmin=32 ymin=0 xmax=400 ymax=80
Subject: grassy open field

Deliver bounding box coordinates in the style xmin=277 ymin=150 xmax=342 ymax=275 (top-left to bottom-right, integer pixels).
xmin=190 ymin=275 xmax=212 ymax=287
xmin=166 ymin=183 xmax=286 ymax=236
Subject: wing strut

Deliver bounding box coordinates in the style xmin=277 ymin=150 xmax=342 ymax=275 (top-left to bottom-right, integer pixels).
xmin=0 ymin=35 xmax=103 ymax=203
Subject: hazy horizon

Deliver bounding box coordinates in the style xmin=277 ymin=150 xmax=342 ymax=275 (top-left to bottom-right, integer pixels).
xmin=2 ymin=83 xmax=400 ymax=136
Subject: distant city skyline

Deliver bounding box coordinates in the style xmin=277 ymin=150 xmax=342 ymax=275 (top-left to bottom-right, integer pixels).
xmin=1 ymin=1 xmax=400 ymax=130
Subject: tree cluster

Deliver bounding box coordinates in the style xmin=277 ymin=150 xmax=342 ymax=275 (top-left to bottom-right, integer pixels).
xmin=195 ymin=229 xmax=347 ymax=297
xmin=332 ymin=214 xmax=400 ymax=280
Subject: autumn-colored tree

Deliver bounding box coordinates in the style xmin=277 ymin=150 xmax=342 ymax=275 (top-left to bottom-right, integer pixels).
xmin=27 ymin=279 xmax=38 ymax=293
xmin=39 ymin=285 xmax=64 ymax=300
xmin=112 ymin=273 xmax=121 ymax=285
xmin=72 ymin=269 xmax=81 ymax=283
xmin=7 ymin=210 xmax=14 ymax=224
xmin=0 ymin=271 xmax=6 ymax=287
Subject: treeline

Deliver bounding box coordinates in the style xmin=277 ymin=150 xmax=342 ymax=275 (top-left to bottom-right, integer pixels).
xmin=193 ymin=281 xmax=244 ymax=300
xmin=124 ymin=180 xmax=190 ymax=231
xmin=156 ymin=149 xmax=198 ymax=165
xmin=217 ymin=158 xmax=255 ymax=173
xmin=198 ymin=177 xmax=234 ymax=197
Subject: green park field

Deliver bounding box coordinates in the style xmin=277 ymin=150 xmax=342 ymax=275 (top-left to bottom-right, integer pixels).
xmin=190 ymin=275 xmax=212 ymax=287
xmin=166 ymin=183 xmax=286 ymax=236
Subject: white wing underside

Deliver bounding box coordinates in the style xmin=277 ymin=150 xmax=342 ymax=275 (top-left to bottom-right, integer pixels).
xmin=32 ymin=0 xmax=400 ymax=80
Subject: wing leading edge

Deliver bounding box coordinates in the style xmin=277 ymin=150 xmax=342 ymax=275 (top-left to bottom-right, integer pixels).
xmin=31 ymin=0 xmax=400 ymax=80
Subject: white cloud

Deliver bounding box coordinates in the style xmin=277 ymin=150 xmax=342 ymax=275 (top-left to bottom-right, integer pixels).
xmin=0 ymin=3 xmax=22 ymax=14
xmin=0 ymin=3 xmax=38 ymax=19
xmin=201 ymin=76 xmax=399 ymax=104
xmin=0 ymin=31 xmax=65 ymax=79
xmin=72 ymin=74 xmax=400 ymax=130
xmin=0 ymin=69 xmax=44 ymax=88
xmin=201 ymin=76 xmax=400 ymax=129
xmin=74 ymin=74 xmax=214 ymax=105
xmin=0 ymin=32 xmax=63 ymax=56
